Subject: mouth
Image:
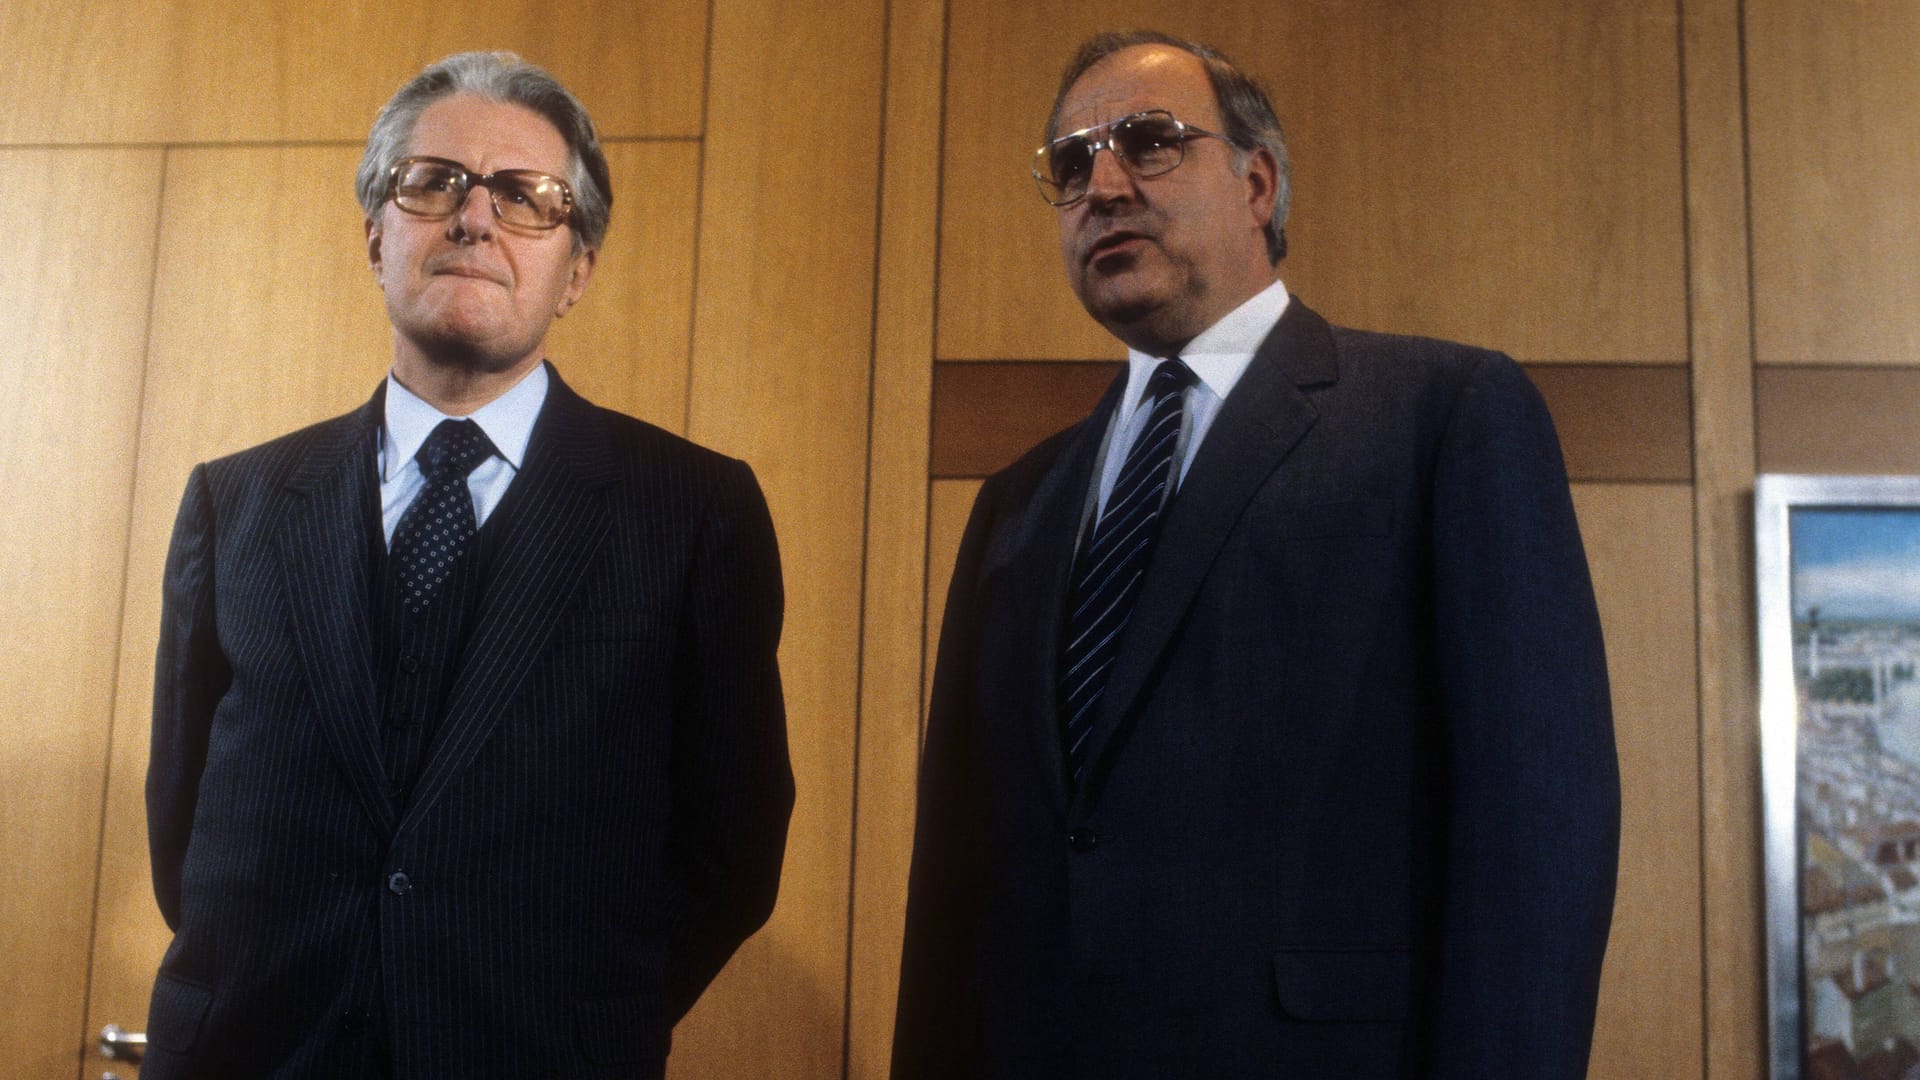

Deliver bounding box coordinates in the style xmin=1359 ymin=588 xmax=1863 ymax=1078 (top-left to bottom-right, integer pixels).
xmin=429 ymin=260 xmax=508 ymax=286
xmin=1086 ymin=230 xmax=1150 ymax=265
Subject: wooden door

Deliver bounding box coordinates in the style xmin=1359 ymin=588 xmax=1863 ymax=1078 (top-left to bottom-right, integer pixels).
xmin=0 ymin=147 xmax=165 ymax=1080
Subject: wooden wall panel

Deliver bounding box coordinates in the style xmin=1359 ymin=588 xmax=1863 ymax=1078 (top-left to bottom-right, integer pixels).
xmin=1575 ymin=485 xmax=1704 ymax=1080
xmin=1747 ymin=0 xmax=1920 ymax=365
xmin=849 ymin=0 xmax=950 ymax=1072
xmin=0 ymin=0 xmax=706 ymax=144
xmin=936 ymin=0 xmax=1686 ymax=365
xmin=546 ymin=140 xmax=700 ymax=432
xmin=679 ymin=0 xmax=887 ymax=1072
xmin=0 ymin=147 xmax=162 ymax=1080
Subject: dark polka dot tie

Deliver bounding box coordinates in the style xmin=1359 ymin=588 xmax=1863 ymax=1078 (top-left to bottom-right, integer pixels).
xmin=393 ymin=418 xmax=495 ymax=614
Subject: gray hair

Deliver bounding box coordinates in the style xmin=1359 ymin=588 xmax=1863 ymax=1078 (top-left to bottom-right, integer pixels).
xmin=355 ymin=51 xmax=612 ymax=251
xmin=1045 ymin=31 xmax=1291 ymax=263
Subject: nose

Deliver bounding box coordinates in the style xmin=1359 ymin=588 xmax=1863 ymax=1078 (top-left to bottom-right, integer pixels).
xmin=1081 ymin=144 xmax=1136 ymax=209
xmin=446 ymin=184 xmax=495 ymax=240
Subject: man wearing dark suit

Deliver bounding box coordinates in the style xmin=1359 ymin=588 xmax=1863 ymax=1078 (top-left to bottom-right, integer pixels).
xmin=145 ymin=52 xmax=792 ymax=1079
xmin=894 ymin=31 xmax=1619 ymax=1079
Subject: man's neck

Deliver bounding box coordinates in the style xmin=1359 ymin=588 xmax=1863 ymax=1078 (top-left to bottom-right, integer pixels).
xmin=391 ymin=350 xmax=545 ymax=417
xmin=1105 ymin=276 xmax=1279 ymax=358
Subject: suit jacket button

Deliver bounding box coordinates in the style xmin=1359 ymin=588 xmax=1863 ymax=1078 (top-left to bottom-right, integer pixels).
xmin=399 ymin=655 xmax=420 ymax=674
xmin=1068 ymin=827 xmax=1098 ymax=853
xmin=387 ymin=870 xmax=412 ymax=895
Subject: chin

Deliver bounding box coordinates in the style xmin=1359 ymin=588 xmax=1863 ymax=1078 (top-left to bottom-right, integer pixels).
xmin=408 ymin=330 xmax=538 ymax=376
xmin=1085 ymin=289 xmax=1169 ymax=335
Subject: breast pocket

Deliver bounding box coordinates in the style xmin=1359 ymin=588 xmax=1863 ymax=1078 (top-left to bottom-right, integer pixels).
xmin=1234 ymin=495 xmax=1401 ymax=636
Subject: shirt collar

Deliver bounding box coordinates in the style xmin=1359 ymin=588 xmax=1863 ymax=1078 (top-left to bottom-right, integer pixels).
xmin=381 ymin=362 xmax=549 ymax=482
xmin=1123 ymin=278 xmax=1291 ymax=406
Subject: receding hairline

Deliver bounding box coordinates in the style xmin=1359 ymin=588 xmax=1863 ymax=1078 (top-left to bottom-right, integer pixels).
xmin=1046 ymin=41 xmax=1221 ymax=144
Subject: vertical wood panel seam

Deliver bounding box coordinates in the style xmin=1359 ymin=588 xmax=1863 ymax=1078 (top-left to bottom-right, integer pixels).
xmin=79 ymin=145 xmax=171 ymax=1079
xmin=1734 ymin=10 xmax=1762 ymax=1070
xmin=683 ymin=0 xmax=718 ymax=436
xmin=918 ymin=0 xmax=956 ymax=759
xmin=1687 ymin=0 xmax=1762 ymax=1072
xmin=842 ymin=0 xmax=898 ymax=1070
xmin=1735 ymin=0 xmax=1758 ymax=447
xmin=1671 ymin=4 xmax=1713 ymax=1073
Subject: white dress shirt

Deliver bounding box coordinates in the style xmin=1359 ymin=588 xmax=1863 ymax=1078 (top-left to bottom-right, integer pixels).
xmin=377 ymin=363 xmax=549 ymax=547
xmin=1090 ymin=279 xmax=1291 ymax=520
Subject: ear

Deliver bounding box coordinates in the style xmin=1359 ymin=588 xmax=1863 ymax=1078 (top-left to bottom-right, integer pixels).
xmin=365 ymin=216 xmax=384 ymax=280
xmin=1240 ymin=146 xmax=1279 ymax=230
xmin=556 ymin=246 xmax=597 ymax=317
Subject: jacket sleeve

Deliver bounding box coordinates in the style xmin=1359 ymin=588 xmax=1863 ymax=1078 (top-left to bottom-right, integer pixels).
xmin=148 ymin=464 xmax=231 ymax=932
xmin=663 ymin=457 xmax=794 ymax=1021
xmin=1425 ymin=355 xmax=1621 ymax=1078
xmin=891 ymin=474 xmax=1001 ymax=1079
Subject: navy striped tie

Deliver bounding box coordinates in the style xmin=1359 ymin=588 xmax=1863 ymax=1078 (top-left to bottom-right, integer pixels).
xmin=1061 ymin=359 xmax=1195 ymax=787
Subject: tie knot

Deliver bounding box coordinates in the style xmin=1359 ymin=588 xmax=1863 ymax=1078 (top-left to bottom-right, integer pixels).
xmin=1149 ymin=358 xmax=1196 ymax=400
xmin=416 ymin=418 xmax=494 ymax=482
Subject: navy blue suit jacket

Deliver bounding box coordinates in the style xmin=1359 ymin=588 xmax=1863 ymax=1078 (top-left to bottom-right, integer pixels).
xmin=146 ymin=368 xmax=793 ymax=1079
xmin=894 ymin=300 xmax=1619 ymax=1078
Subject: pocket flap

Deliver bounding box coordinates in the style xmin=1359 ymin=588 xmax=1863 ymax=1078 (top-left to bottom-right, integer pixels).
xmin=147 ymin=972 xmax=215 ymax=1053
xmin=1272 ymin=946 xmax=1412 ymax=1022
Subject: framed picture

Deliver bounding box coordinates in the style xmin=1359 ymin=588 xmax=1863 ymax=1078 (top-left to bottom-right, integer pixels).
xmin=1760 ymin=474 xmax=1920 ymax=1079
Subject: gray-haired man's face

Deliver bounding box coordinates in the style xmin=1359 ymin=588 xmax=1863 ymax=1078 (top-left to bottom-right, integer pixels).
xmin=366 ymin=93 xmax=595 ymax=379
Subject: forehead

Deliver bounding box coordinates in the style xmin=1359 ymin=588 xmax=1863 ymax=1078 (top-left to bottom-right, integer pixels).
xmin=406 ymin=93 xmax=570 ymax=174
xmin=1057 ymin=45 xmax=1221 ymax=135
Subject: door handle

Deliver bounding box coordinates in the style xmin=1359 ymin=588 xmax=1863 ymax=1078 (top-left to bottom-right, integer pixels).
xmin=99 ymin=1023 xmax=146 ymax=1063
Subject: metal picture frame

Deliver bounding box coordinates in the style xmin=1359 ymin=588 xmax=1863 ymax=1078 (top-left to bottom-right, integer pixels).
xmin=1760 ymin=474 xmax=1920 ymax=1079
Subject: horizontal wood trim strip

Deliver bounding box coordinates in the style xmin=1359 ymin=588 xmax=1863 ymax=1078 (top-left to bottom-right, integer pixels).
xmin=1757 ymin=366 xmax=1920 ymax=474
xmin=933 ymin=360 xmax=1693 ymax=483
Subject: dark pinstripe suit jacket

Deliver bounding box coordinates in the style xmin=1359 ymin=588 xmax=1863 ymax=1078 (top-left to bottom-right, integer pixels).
xmin=145 ymin=366 xmax=792 ymax=1079
xmin=895 ymin=300 xmax=1618 ymax=1078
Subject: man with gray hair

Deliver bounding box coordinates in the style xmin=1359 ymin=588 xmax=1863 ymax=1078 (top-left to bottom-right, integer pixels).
xmin=145 ymin=51 xmax=792 ymax=1079
xmin=896 ymin=30 xmax=1618 ymax=1078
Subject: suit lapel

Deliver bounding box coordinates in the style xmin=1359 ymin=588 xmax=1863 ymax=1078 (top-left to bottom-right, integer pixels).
xmin=1003 ymin=373 xmax=1126 ymax=808
xmin=1077 ymin=301 xmax=1339 ymax=796
xmin=398 ymin=368 xmax=617 ymax=836
xmin=278 ymin=391 xmax=393 ymax=834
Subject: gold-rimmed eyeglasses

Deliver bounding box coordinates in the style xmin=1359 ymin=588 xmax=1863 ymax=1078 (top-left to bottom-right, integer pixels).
xmin=1032 ymin=110 xmax=1233 ymax=208
xmin=386 ymin=156 xmax=576 ymax=231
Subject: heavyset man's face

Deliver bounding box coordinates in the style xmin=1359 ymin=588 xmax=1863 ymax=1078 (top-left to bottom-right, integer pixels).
xmin=367 ymin=94 xmax=595 ymax=377
xmin=1053 ymin=45 xmax=1277 ymax=352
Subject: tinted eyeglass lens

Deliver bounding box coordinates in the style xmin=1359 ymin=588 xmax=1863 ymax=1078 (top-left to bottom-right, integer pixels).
xmin=1112 ymin=115 xmax=1185 ymax=177
xmin=489 ymin=172 xmax=570 ymax=228
xmin=1043 ymin=139 xmax=1097 ymax=199
xmin=394 ymin=160 xmax=467 ymax=215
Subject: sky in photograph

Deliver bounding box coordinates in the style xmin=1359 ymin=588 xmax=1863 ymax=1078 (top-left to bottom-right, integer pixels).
xmin=1793 ymin=508 xmax=1920 ymax=621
